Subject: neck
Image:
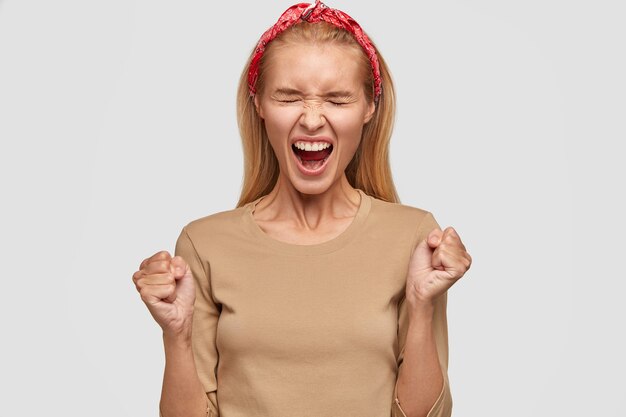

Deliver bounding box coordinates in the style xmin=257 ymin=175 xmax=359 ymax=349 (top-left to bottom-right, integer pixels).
xmin=253 ymin=174 xmax=361 ymax=228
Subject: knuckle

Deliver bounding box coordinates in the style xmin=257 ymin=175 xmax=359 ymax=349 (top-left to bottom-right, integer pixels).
xmin=140 ymin=258 xmax=149 ymax=269
xmin=155 ymin=260 xmax=170 ymax=271
xmin=444 ymin=231 xmax=458 ymax=242
xmin=146 ymin=252 xmax=169 ymax=266
xmin=157 ymin=250 xmax=171 ymax=259
xmin=139 ymin=288 xmax=151 ymax=303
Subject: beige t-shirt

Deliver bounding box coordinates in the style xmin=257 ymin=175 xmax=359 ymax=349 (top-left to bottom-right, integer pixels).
xmin=172 ymin=188 xmax=452 ymax=417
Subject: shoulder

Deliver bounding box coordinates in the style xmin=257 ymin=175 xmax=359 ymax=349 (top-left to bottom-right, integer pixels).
xmin=365 ymin=193 xmax=440 ymax=250
xmin=181 ymin=205 xmax=248 ymax=242
xmin=367 ymin=192 xmax=435 ymax=228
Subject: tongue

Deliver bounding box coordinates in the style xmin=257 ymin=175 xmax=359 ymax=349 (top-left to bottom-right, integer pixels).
xmin=295 ymin=148 xmax=331 ymax=161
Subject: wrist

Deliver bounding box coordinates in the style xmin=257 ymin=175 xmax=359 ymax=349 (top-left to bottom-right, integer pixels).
xmin=407 ymin=299 xmax=435 ymax=323
xmin=163 ymin=328 xmax=193 ymax=350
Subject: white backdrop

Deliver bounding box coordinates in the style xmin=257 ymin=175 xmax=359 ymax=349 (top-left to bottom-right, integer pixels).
xmin=1 ymin=0 xmax=624 ymax=416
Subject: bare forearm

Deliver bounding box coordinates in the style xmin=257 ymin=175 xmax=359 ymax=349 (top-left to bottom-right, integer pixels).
xmin=160 ymin=334 xmax=208 ymax=417
xmin=396 ymin=302 xmax=443 ymax=417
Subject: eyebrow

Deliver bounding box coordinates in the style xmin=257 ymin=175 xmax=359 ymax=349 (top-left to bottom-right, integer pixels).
xmin=272 ymin=88 xmax=355 ymax=98
xmin=272 ymin=88 xmax=301 ymax=96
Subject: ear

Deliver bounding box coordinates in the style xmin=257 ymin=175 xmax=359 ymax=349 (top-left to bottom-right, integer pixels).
xmin=363 ymin=100 xmax=375 ymax=124
xmin=254 ymin=94 xmax=264 ymax=120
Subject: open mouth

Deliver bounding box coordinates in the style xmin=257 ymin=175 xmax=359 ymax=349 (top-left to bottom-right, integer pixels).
xmin=291 ymin=143 xmax=334 ymax=172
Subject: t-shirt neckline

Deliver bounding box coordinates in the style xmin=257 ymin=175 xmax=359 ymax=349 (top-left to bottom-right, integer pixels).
xmin=242 ymin=188 xmax=371 ymax=256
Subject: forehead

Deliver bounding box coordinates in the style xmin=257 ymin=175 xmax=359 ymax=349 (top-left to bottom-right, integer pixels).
xmin=262 ymin=43 xmax=365 ymax=94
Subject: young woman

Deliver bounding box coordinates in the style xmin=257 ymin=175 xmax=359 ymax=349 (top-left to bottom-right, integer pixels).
xmin=132 ymin=2 xmax=471 ymax=417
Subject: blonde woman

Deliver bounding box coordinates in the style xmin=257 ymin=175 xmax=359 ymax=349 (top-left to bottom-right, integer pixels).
xmin=132 ymin=2 xmax=472 ymax=417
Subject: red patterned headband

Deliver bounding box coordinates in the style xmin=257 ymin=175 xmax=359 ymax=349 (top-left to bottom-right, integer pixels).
xmin=247 ymin=0 xmax=382 ymax=102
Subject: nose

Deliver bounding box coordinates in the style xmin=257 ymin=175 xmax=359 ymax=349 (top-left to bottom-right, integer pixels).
xmin=299 ymin=102 xmax=326 ymax=131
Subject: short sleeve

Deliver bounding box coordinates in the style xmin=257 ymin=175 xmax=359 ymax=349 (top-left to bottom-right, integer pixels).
xmin=392 ymin=212 xmax=453 ymax=417
xmin=164 ymin=226 xmax=221 ymax=417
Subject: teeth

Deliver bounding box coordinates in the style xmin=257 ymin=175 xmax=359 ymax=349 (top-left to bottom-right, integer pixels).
xmin=293 ymin=141 xmax=331 ymax=151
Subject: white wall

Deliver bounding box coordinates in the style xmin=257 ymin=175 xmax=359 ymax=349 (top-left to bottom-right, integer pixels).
xmin=1 ymin=0 xmax=624 ymax=415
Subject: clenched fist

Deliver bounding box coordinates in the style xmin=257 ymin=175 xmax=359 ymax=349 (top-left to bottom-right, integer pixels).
xmin=132 ymin=251 xmax=196 ymax=339
xmin=405 ymin=226 xmax=472 ymax=308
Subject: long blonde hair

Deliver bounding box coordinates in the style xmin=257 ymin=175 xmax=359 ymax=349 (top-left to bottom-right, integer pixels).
xmin=235 ymin=21 xmax=399 ymax=207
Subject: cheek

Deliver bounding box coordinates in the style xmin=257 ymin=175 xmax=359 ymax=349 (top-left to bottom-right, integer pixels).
xmin=262 ymin=107 xmax=299 ymax=152
xmin=328 ymin=111 xmax=367 ymax=142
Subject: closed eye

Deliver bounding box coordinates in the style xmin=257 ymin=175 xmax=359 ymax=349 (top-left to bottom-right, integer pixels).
xmin=326 ymin=95 xmax=354 ymax=106
xmin=276 ymin=98 xmax=300 ymax=104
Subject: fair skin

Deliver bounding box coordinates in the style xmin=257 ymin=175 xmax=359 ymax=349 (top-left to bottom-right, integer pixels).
xmin=252 ymin=42 xmax=375 ymax=242
xmin=132 ymin=41 xmax=471 ymax=417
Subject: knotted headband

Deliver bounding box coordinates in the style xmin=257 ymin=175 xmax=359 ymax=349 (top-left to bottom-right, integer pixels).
xmin=247 ymin=0 xmax=382 ymax=102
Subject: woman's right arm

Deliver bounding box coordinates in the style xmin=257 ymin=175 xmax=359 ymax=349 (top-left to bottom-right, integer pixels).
xmin=133 ymin=226 xmax=218 ymax=417
xmin=160 ymin=333 xmax=208 ymax=417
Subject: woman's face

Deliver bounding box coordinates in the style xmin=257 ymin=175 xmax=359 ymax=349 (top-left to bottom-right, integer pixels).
xmin=254 ymin=42 xmax=375 ymax=196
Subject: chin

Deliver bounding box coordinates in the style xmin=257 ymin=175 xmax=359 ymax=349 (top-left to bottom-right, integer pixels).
xmin=295 ymin=185 xmax=330 ymax=196
xmin=291 ymin=177 xmax=334 ymax=195
xmin=287 ymin=165 xmax=340 ymax=196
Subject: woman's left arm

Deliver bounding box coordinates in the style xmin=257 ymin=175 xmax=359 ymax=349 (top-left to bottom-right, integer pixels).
xmin=393 ymin=212 xmax=472 ymax=417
